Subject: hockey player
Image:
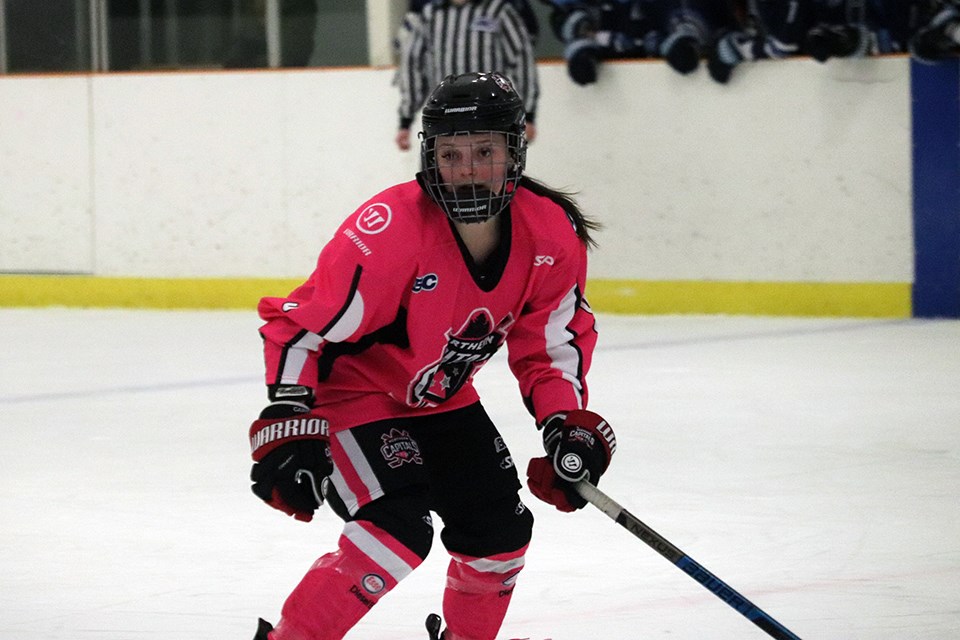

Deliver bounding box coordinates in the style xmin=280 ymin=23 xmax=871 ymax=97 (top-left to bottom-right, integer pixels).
xmin=708 ymin=0 xmax=921 ymax=84
xmin=911 ymin=0 xmax=960 ymax=62
xmin=545 ymin=0 xmax=656 ymax=85
xmin=544 ymin=0 xmax=740 ymax=82
xmin=708 ymin=0 xmax=813 ymax=84
xmin=801 ymin=0 xmax=918 ymax=63
xmin=248 ymin=72 xmax=616 ymax=640
xmin=639 ymin=0 xmax=740 ymax=75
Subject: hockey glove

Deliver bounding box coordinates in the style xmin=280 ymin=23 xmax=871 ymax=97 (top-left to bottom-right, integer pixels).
xmin=526 ymin=410 xmax=616 ymax=512
xmin=804 ymin=24 xmax=864 ymax=63
xmin=663 ymin=34 xmax=701 ymax=75
xmin=565 ymin=38 xmax=602 ymax=85
xmin=249 ymin=385 xmax=332 ymax=522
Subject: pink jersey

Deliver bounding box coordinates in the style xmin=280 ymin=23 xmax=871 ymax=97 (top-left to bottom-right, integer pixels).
xmin=258 ymin=180 xmax=596 ymax=433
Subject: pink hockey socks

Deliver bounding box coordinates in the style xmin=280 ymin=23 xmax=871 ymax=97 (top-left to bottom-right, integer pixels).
xmin=270 ymin=520 xmax=424 ymax=640
xmin=441 ymin=546 xmax=528 ymax=640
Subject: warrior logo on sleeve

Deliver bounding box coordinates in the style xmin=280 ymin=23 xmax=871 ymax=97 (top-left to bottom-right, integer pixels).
xmin=408 ymin=308 xmax=514 ymax=407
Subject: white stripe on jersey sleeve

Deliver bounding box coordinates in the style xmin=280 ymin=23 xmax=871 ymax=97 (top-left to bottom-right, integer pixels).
xmin=323 ymin=290 xmax=365 ymax=343
xmin=278 ymin=331 xmax=323 ymax=385
xmin=544 ymin=284 xmax=585 ymax=408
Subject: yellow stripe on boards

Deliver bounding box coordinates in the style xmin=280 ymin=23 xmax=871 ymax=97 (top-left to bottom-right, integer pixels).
xmin=586 ymin=280 xmax=912 ymax=318
xmin=0 ymin=276 xmax=302 ymax=310
xmin=0 ymin=275 xmax=912 ymax=317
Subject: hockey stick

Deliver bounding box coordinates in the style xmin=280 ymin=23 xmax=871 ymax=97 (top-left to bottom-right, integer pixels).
xmin=575 ymin=481 xmax=802 ymax=640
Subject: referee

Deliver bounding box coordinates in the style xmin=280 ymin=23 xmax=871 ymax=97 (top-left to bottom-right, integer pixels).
xmin=395 ymin=0 xmax=540 ymax=151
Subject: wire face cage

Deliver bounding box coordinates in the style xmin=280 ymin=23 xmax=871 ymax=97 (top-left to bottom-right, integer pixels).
xmin=419 ymin=130 xmax=526 ymax=224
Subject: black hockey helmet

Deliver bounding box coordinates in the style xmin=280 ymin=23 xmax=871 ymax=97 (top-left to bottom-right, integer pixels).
xmin=416 ymin=72 xmax=527 ymax=223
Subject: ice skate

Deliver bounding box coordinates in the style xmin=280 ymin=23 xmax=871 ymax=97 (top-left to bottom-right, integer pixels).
xmin=253 ymin=618 xmax=273 ymax=640
xmin=425 ymin=613 xmax=444 ymax=640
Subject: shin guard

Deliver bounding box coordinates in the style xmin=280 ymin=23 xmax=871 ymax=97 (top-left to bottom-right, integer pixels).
xmin=442 ymin=545 xmax=528 ymax=640
xmin=271 ymin=520 xmax=423 ymax=640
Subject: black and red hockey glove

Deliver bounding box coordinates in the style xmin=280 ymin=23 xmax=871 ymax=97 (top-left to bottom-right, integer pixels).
xmin=526 ymin=410 xmax=616 ymax=512
xmin=249 ymin=385 xmax=332 ymax=522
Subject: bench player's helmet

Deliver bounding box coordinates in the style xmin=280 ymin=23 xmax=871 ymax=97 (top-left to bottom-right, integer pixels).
xmin=416 ymin=72 xmax=527 ymax=223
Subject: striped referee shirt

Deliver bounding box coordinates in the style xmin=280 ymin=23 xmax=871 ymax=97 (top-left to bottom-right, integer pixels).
xmin=397 ymin=0 xmax=539 ymax=128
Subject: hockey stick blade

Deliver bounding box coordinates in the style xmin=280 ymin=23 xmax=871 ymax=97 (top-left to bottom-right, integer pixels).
xmin=575 ymin=481 xmax=802 ymax=640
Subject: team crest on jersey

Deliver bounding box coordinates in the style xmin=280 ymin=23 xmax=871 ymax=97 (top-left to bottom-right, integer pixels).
xmin=408 ymin=308 xmax=514 ymax=407
xmin=380 ymin=428 xmax=423 ymax=468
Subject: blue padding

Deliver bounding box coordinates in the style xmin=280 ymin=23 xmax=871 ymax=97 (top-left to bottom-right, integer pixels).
xmin=911 ymin=58 xmax=960 ymax=318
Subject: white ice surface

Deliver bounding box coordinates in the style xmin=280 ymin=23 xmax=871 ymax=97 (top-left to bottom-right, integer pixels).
xmin=1 ymin=309 xmax=958 ymax=639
